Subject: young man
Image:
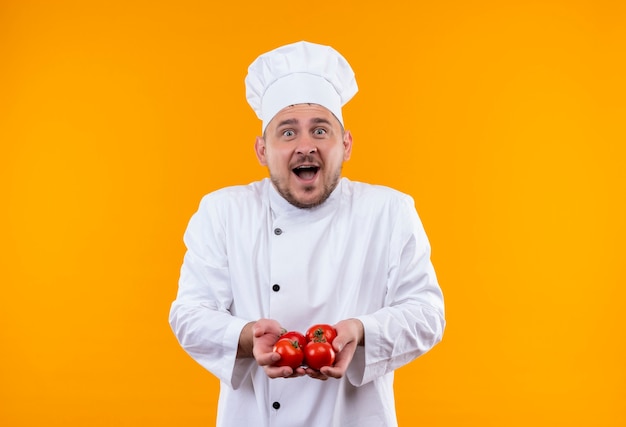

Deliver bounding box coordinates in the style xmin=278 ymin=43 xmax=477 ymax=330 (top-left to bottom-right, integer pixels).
xmin=169 ymin=41 xmax=445 ymax=427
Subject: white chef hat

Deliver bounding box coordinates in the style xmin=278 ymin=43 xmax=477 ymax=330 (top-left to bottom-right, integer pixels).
xmin=245 ymin=41 xmax=358 ymax=132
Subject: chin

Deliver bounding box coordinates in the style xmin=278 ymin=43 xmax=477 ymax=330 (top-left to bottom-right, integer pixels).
xmin=291 ymin=196 xmax=322 ymax=209
xmin=272 ymin=177 xmax=333 ymax=209
xmin=283 ymin=189 xmax=322 ymax=208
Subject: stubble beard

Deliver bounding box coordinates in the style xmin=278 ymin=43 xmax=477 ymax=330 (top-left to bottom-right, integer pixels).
xmin=271 ymin=166 xmax=342 ymax=209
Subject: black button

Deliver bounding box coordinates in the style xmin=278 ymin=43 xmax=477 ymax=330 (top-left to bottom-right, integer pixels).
xmin=274 ymin=228 xmax=282 ymax=235
xmin=272 ymin=401 xmax=280 ymax=410
xmin=272 ymin=284 xmax=280 ymax=292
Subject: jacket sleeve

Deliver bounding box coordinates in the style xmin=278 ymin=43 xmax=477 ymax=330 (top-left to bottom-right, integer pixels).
xmin=348 ymin=194 xmax=445 ymax=386
xmin=168 ymin=194 xmax=255 ymax=389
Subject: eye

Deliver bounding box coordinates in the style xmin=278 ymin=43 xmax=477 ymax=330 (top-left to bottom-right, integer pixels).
xmin=313 ymin=128 xmax=327 ymax=136
xmin=282 ymin=129 xmax=295 ymax=137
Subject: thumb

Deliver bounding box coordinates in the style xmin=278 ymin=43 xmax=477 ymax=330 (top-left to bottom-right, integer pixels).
xmin=333 ymin=337 xmax=347 ymax=353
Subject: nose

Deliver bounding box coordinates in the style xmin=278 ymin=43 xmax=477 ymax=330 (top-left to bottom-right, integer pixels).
xmin=296 ymin=147 xmax=317 ymax=156
xmin=295 ymin=136 xmax=317 ymax=155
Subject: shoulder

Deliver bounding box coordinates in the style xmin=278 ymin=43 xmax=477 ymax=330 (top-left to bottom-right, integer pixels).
xmin=184 ymin=180 xmax=270 ymax=240
xmin=197 ymin=179 xmax=269 ymax=214
xmin=341 ymin=180 xmax=430 ymax=244
xmin=341 ymin=178 xmax=415 ymax=208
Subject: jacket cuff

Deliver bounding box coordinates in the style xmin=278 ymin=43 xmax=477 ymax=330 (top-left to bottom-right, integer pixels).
xmin=346 ymin=314 xmax=384 ymax=387
xmin=223 ymin=318 xmax=255 ymax=390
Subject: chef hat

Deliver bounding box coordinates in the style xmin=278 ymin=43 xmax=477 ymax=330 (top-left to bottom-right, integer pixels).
xmin=245 ymin=41 xmax=358 ymax=132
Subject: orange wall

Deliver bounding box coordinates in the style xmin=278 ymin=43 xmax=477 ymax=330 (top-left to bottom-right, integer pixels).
xmin=1 ymin=1 xmax=625 ymax=425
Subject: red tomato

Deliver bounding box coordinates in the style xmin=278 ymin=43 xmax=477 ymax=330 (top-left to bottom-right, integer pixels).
xmin=279 ymin=330 xmax=307 ymax=350
xmin=305 ymin=324 xmax=337 ymax=344
xmin=273 ymin=338 xmax=304 ymax=369
xmin=304 ymin=341 xmax=336 ymax=370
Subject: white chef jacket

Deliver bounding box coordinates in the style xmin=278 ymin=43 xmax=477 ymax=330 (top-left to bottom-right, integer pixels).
xmin=169 ymin=177 xmax=445 ymax=427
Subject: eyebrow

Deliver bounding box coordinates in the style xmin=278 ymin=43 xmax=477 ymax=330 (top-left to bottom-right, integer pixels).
xmin=276 ymin=117 xmax=333 ymax=128
xmin=276 ymin=118 xmax=299 ymax=128
xmin=310 ymin=117 xmax=333 ymax=126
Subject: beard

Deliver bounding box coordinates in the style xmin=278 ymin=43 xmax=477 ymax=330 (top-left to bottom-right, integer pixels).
xmin=271 ymin=166 xmax=342 ymax=209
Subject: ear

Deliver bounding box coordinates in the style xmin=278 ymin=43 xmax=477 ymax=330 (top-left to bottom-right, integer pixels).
xmin=342 ymin=130 xmax=353 ymax=161
xmin=255 ymin=136 xmax=268 ymax=166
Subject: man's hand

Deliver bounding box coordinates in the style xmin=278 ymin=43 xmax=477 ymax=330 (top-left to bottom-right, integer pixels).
xmin=251 ymin=318 xmax=306 ymax=379
xmin=305 ymin=318 xmax=364 ymax=380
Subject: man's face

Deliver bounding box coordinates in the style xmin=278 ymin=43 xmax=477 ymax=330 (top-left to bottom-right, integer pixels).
xmin=255 ymin=104 xmax=352 ymax=209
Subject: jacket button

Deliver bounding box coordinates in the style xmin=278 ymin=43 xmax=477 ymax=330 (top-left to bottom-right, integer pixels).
xmin=274 ymin=228 xmax=282 ymax=235
xmin=272 ymin=284 xmax=280 ymax=292
xmin=272 ymin=401 xmax=280 ymax=410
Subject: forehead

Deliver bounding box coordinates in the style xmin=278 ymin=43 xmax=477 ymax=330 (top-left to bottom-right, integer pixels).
xmin=269 ymin=104 xmax=341 ymax=128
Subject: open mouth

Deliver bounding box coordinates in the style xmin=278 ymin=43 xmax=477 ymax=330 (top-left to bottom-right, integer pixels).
xmin=292 ymin=165 xmax=320 ymax=180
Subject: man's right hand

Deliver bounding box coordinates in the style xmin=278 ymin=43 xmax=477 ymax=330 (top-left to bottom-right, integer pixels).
xmin=251 ymin=318 xmax=306 ymax=379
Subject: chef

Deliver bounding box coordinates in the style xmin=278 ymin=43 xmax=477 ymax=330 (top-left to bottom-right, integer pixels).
xmin=169 ymin=40 xmax=445 ymax=427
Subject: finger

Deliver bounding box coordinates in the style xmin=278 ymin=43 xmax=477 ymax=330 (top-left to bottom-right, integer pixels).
xmin=293 ymin=366 xmax=307 ymax=376
xmin=304 ymin=367 xmax=328 ymax=381
xmin=256 ymin=334 xmax=280 ymax=350
xmin=255 ymin=351 xmax=280 ymax=367
xmin=320 ymin=365 xmax=344 ymax=379
xmin=253 ymin=324 xmax=266 ymax=338
xmin=284 ymin=368 xmax=306 ymax=379
xmin=334 ymin=334 xmax=358 ymax=353
xmin=332 ymin=338 xmax=346 ymax=353
xmin=264 ymin=365 xmax=294 ymax=378
xmin=253 ymin=319 xmax=281 ymax=338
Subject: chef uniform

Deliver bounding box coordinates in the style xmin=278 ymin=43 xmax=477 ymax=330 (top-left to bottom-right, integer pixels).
xmin=169 ymin=41 xmax=445 ymax=427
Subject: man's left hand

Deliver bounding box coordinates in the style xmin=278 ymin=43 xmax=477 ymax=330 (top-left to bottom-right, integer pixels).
xmin=305 ymin=318 xmax=364 ymax=380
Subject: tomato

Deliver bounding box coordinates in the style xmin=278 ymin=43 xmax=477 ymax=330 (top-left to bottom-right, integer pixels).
xmin=304 ymin=341 xmax=335 ymax=370
xmin=272 ymin=338 xmax=304 ymax=369
xmin=305 ymin=324 xmax=337 ymax=344
xmin=279 ymin=330 xmax=307 ymax=350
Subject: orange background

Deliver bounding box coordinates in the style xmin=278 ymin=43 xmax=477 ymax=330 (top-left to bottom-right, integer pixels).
xmin=1 ymin=0 xmax=625 ymax=425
